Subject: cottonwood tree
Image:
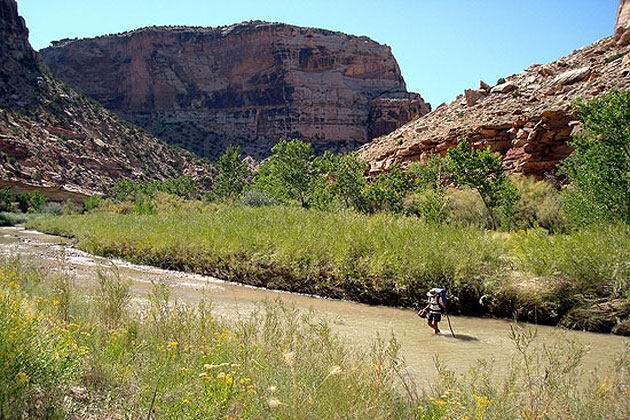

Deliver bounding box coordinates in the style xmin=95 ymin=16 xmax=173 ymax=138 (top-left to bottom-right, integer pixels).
xmin=446 ymin=138 xmax=519 ymax=229
xmin=253 ymin=139 xmax=317 ymax=207
xmin=214 ymin=146 xmax=250 ymax=200
xmin=560 ymin=89 xmax=630 ymax=225
xmin=330 ymin=152 xmax=368 ymax=209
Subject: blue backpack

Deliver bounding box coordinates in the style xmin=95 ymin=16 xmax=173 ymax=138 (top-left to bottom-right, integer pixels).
xmin=430 ymin=288 xmax=449 ymax=310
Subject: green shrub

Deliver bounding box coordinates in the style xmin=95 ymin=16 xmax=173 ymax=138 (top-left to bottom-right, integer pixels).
xmin=240 ymin=190 xmax=277 ymax=207
xmin=0 ymin=187 xmax=12 ymax=212
xmin=0 ymin=212 xmax=28 ymax=226
xmin=41 ymin=202 xmax=63 ymax=215
xmin=511 ymin=175 xmax=567 ymax=232
xmin=402 ymin=190 xmax=448 ymax=223
xmin=16 ymin=190 xmax=48 ymax=213
xmin=83 ymin=195 xmax=102 ymax=212
xmin=446 ymin=188 xmax=490 ymax=227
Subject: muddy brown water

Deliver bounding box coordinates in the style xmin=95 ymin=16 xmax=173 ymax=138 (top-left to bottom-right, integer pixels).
xmin=1 ymin=226 xmax=627 ymax=384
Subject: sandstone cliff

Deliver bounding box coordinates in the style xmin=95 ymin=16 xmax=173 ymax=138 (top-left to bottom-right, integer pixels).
xmin=359 ymin=32 xmax=630 ymax=178
xmin=41 ymin=22 xmax=430 ymax=160
xmin=0 ymin=0 xmax=212 ymax=199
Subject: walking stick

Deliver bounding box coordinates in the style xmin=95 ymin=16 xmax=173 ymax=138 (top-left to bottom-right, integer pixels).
xmin=445 ymin=312 xmax=456 ymax=338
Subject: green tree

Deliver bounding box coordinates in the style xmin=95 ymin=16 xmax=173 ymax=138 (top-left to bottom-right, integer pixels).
xmin=446 ymin=138 xmax=519 ymax=229
xmin=329 ymin=152 xmax=367 ymax=209
xmin=214 ymin=146 xmax=250 ymax=200
xmin=16 ymin=190 xmax=48 ymax=213
xmin=359 ymin=165 xmax=414 ymax=214
xmin=560 ymin=90 xmax=630 ymax=225
xmin=253 ymin=139 xmax=317 ymax=207
xmin=408 ymin=155 xmax=446 ymax=192
xmin=0 ymin=187 xmax=12 ymax=212
xmin=406 ymin=156 xmax=449 ymax=222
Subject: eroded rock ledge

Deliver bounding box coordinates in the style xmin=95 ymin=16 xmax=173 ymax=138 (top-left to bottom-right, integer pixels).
xmin=42 ymin=22 xmax=430 ymax=160
xmin=360 ymin=33 xmax=630 ymax=179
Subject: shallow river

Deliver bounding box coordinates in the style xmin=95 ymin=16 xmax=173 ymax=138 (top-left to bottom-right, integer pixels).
xmin=1 ymin=226 xmax=627 ymax=383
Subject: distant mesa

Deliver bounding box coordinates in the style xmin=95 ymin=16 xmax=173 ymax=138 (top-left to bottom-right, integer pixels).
xmin=41 ymin=22 xmax=430 ymax=160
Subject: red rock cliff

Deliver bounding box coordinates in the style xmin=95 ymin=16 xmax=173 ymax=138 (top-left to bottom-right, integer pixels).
xmin=0 ymin=0 xmax=213 ymax=197
xmin=41 ymin=22 xmax=430 ymax=159
xmin=359 ymin=33 xmax=630 ymax=179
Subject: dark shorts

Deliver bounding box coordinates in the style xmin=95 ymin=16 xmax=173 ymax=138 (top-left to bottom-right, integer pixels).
xmin=428 ymin=312 xmax=441 ymax=322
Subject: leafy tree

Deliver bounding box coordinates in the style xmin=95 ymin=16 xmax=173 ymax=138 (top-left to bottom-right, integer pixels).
xmin=0 ymin=187 xmax=12 ymax=212
xmin=253 ymin=139 xmax=317 ymax=207
xmin=446 ymin=138 xmax=519 ymax=229
xmin=408 ymin=155 xmax=446 ymax=192
xmin=330 ymin=152 xmax=367 ymax=209
xmin=359 ymin=165 xmax=414 ymax=214
xmin=560 ymin=90 xmax=630 ymax=225
xmin=16 ymin=190 xmax=48 ymax=213
xmin=214 ymin=146 xmax=250 ymax=200
xmin=406 ymin=157 xmax=449 ymax=222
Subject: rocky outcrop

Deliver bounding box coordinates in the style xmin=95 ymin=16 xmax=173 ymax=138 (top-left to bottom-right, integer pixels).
xmin=0 ymin=0 xmax=212 ymax=197
xmin=360 ymin=34 xmax=630 ymax=178
xmin=41 ymin=22 xmax=430 ymax=160
xmin=0 ymin=0 xmax=40 ymax=110
xmin=616 ymin=0 xmax=630 ymax=46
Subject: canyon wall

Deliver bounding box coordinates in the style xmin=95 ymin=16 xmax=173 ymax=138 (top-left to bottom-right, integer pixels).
xmin=41 ymin=22 xmax=430 ymax=160
xmin=360 ymin=31 xmax=630 ymax=179
xmin=0 ymin=0 xmax=212 ymax=197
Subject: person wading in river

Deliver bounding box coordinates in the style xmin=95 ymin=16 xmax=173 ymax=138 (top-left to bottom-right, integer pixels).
xmin=420 ymin=289 xmax=446 ymax=334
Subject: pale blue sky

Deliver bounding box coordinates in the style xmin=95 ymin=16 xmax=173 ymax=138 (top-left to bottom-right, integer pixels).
xmin=19 ymin=1 xmax=619 ymax=106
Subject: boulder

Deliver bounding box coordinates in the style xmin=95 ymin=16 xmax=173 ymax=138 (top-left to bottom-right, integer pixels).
xmin=464 ymin=88 xmax=486 ymax=107
xmin=490 ymin=82 xmax=517 ymax=94
xmin=552 ymin=67 xmax=591 ymax=86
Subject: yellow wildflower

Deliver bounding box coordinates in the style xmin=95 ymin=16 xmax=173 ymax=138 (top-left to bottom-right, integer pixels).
xmin=282 ymin=351 xmax=295 ymax=366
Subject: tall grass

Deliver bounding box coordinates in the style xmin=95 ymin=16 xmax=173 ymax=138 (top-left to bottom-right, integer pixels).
xmin=0 ymin=255 xmax=628 ymax=419
xmin=30 ymin=208 xmax=503 ymax=309
xmin=28 ymin=207 xmax=630 ymax=332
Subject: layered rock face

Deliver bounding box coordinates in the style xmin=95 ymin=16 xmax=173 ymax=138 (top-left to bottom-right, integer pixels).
xmin=616 ymin=0 xmax=630 ymax=45
xmin=0 ymin=0 xmax=212 ymax=197
xmin=360 ymin=34 xmax=630 ymax=178
xmin=41 ymin=22 xmax=430 ymax=160
xmin=0 ymin=0 xmax=40 ymax=109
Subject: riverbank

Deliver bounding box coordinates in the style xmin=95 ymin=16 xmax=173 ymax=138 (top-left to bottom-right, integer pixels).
xmin=1 ymin=248 xmax=629 ymax=418
xmin=27 ymin=207 xmax=630 ymax=335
